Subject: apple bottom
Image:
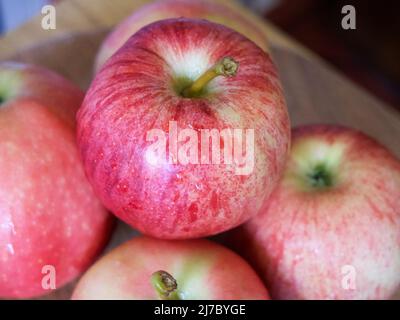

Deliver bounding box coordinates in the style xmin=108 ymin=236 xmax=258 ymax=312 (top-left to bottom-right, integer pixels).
xmin=227 ymin=125 xmax=400 ymax=300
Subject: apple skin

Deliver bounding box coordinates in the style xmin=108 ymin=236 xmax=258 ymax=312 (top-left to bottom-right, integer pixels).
xmin=227 ymin=124 xmax=400 ymax=300
xmin=95 ymin=0 xmax=269 ymax=71
xmin=77 ymin=18 xmax=290 ymax=239
xmin=72 ymin=236 xmax=270 ymax=299
xmin=0 ymin=62 xmax=112 ymax=298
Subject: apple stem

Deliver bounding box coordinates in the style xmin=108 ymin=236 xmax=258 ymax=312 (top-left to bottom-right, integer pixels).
xmin=182 ymin=57 xmax=239 ymax=98
xmin=151 ymin=270 xmax=180 ymax=300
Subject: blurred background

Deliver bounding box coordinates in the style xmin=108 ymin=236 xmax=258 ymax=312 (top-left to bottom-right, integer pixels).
xmin=0 ymin=0 xmax=399 ymax=110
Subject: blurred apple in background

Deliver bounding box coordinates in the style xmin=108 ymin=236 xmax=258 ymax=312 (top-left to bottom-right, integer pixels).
xmin=0 ymin=62 xmax=112 ymax=298
xmin=228 ymin=125 xmax=400 ymax=299
xmin=94 ymin=0 xmax=270 ymax=71
xmin=77 ymin=18 xmax=290 ymax=239
xmin=72 ymin=236 xmax=269 ymax=299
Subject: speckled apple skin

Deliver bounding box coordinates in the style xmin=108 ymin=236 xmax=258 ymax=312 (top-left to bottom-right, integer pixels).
xmin=72 ymin=236 xmax=269 ymax=300
xmin=77 ymin=19 xmax=290 ymax=239
xmin=95 ymin=0 xmax=269 ymax=71
xmin=0 ymin=62 xmax=112 ymax=298
xmin=229 ymin=125 xmax=400 ymax=299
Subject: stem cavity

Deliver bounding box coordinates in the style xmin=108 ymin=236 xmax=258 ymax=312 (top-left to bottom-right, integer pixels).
xmin=182 ymin=56 xmax=239 ymax=98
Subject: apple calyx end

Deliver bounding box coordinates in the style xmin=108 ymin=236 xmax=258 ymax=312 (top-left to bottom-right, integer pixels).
xmin=182 ymin=56 xmax=239 ymax=98
xmin=151 ymin=270 xmax=179 ymax=300
xmin=306 ymin=163 xmax=334 ymax=189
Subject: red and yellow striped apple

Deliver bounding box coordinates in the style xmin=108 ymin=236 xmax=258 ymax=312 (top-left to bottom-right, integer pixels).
xmin=94 ymin=0 xmax=270 ymax=71
xmin=229 ymin=125 xmax=400 ymax=299
xmin=77 ymin=18 xmax=290 ymax=239
xmin=0 ymin=62 xmax=112 ymax=298
xmin=72 ymin=236 xmax=269 ymax=299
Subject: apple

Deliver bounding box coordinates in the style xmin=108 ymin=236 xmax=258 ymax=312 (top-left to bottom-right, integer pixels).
xmin=0 ymin=62 xmax=112 ymax=298
xmin=228 ymin=124 xmax=400 ymax=299
xmin=94 ymin=0 xmax=270 ymax=71
xmin=77 ymin=18 xmax=290 ymax=239
xmin=72 ymin=236 xmax=269 ymax=299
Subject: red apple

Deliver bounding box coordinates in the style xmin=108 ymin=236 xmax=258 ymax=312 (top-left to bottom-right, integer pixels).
xmin=229 ymin=125 xmax=400 ymax=299
xmin=95 ymin=0 xmax=269 ymax=71
xmin=0 ymin=62 xmax=112 ymax=298
xmin=77 ymin=18 xmax=290 ymax=239
xmin=72 ymin=236 xmax=269 ymax=299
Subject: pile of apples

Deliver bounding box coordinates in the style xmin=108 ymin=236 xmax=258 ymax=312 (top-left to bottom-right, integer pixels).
xmin=1 ymin=0 xmax=399 ymax=300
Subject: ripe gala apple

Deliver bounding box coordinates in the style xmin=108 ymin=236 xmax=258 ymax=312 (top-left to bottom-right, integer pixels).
xmin=95 ymin=0 xmax=269 ymax=71
xmin=72 ymin=236 xmax=269 ymax=299
xmin=77 ymin=18 xmax=290 ymax=239
xmin=0 ymin=62 xmax=112 ymax=298
xmin=228 ymin=125 xmax=400 ymax=299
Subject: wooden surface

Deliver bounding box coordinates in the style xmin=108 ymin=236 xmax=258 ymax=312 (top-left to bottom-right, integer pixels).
xmin=0 ymin=0 xmax=321 ymax=60
xmin=1 ymin=0 xmax=400 ymax=299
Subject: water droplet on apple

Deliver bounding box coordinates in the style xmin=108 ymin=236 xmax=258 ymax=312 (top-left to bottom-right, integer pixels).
xmin=195 ymin=183 xmax=203 ymax=190
xmin=6 ymin=243 xmax=15 ymax=255
xmin=1 ymin=220 xmax=16 ymax=235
